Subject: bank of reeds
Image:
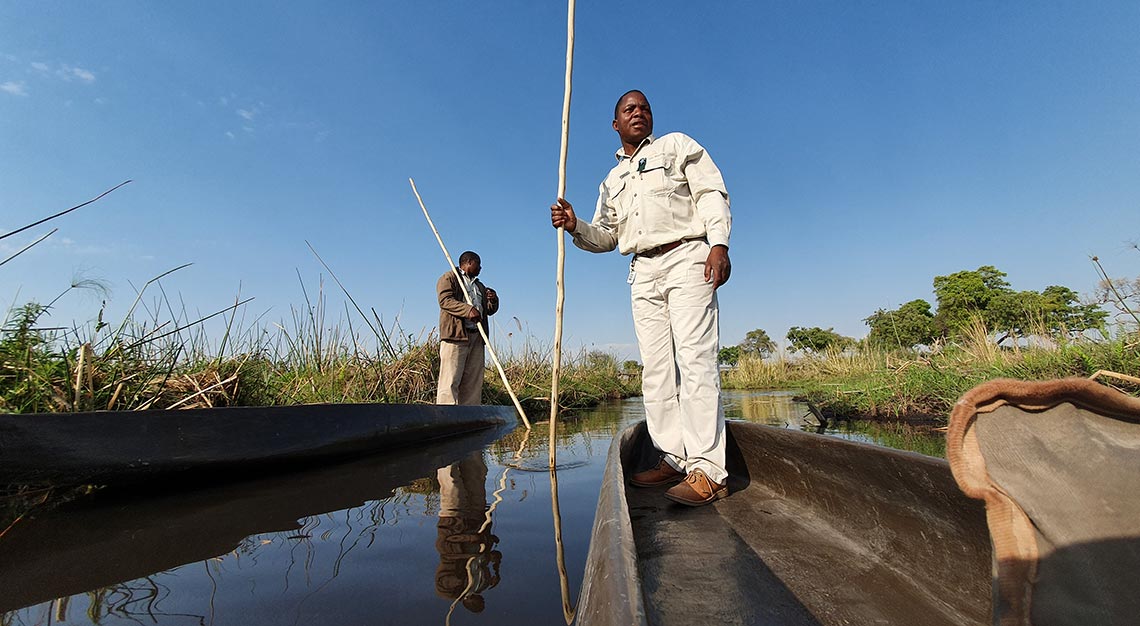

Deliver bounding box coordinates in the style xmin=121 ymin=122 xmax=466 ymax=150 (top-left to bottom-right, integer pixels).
xmin=724 ymin=318 xmax=1140 ymax=423
xmin=0 ymin=280 xmax=638 ymax=415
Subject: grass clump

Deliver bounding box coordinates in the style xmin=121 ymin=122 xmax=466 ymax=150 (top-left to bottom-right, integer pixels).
xmin=484 ymin=348 xmax=639 ymax=415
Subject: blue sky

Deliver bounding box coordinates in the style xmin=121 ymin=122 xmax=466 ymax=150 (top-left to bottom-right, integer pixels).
xmin=2 ymin=2 xmax=1138 ymax=361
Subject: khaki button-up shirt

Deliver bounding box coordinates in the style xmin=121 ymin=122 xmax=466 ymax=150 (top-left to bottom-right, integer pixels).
xmin=571 ymin=133 xmax=731 ymax=256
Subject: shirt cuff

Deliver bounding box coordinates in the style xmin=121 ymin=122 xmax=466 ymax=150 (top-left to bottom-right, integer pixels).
xmin=707 ymin=231 xmax=729 ymax=249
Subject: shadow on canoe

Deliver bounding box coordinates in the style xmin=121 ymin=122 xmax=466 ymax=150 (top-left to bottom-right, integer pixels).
xmin=578 ymin=421 xmax=992 ymax=626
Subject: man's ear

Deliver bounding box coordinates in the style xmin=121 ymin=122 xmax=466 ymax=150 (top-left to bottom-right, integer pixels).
xmin=612 ymin=119 xmax=619 ymax=132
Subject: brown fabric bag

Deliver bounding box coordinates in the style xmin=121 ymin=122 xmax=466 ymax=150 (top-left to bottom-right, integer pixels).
xmin=946 ymin=378 xmax=1140 ymax=626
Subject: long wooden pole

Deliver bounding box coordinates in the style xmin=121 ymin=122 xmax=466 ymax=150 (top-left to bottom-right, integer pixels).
xmin=548 ymin=6 xmax=578 ymax=617
xmin=409 ymin=178 xmax=531 ymax=429
xmin=550 ymin=0 xmax=575 ymax=468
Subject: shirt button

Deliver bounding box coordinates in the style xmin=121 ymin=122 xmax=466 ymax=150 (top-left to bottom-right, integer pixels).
xmin=638 ymin=230 xmax=643 ymax=234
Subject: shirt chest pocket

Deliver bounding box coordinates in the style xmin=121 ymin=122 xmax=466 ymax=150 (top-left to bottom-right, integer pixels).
xmin=637 ymin=154 xmax=676 ymax=197
xmin=604 ymin=178 xmax=632 ymax=222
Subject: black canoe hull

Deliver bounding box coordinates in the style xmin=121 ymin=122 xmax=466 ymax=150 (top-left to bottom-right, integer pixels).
xmin=0 ymin=403 xmax=516 ymax=486
xmin=579 ymin=421 xmax=992 ymax=626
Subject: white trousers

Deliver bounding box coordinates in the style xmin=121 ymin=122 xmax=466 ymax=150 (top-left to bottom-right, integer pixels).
xmin=631 ymin=239 xmax=727 ymax=484
xmin=437 ymin=334 xmax=485 ymax=405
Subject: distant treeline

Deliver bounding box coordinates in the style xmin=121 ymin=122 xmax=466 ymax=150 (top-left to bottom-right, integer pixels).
xmin=720 ymin=264 xmax=1121 ymax=365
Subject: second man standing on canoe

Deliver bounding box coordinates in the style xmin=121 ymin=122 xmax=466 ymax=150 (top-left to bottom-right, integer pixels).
xmin=550 ymin=90 xmax=732 ymax=506
xmin=437 ymin=251 xmax=499 ymax=405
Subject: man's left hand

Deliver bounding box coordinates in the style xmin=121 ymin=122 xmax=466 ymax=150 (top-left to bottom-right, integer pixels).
xmin=485 ymin=288 xmax=498 ymax=307
xmin=704 ymin=245 xmax=731 ymax=289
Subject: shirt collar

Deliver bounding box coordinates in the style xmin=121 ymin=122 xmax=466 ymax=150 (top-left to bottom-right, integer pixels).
xmin=615 ymin=134 xmax=656 ymax=162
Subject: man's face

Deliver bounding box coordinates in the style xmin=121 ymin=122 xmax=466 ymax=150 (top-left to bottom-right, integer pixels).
xmin=461 ymin=258 xmax=481 ymax=278
xmin=613 ymin=92 xmax=653 ymax=146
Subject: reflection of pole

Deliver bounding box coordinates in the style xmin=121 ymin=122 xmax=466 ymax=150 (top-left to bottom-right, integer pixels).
xmin=550 ymin=0 xmax=576 ymax=469
xmin=550 ymin=465 xmax=576 ymax=624
xmin=410 ymin=178 xmax=531 ymax=429
xmin=444 ymin=427 xmax=531 ymax=626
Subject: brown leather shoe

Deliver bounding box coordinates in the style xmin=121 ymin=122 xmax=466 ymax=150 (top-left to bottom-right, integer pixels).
xmin=630 ymin=458 xmax=684 ymax=487
xmin=664 ymin=469 xmax=728 ymax=506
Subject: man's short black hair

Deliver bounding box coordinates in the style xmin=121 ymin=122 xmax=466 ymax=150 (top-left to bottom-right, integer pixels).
xmin=614 ymin=89 xmax=646 ymax=119
xmin=459 ymin=251 xmax=480 ymax=266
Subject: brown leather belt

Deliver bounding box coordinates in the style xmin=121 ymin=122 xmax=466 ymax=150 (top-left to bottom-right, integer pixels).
xmin=637 ymin=237 xmax=705 ymax=258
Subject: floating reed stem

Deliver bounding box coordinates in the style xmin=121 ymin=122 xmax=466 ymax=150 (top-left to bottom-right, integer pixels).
xmin=409 ymin=178 xmax=531 ymax=429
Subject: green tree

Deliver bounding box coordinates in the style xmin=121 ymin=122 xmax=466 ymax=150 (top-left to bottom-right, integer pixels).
xmin=739 ymin=328 xmax=776 ymax=358
xmin=985 ymin=286 xmax=1107 ymax=340
xmin=932 ymin=265 xmax=1012 ymax=334
xmin=864 ymin=299 xmax=936 ymax=349
xmin=931 ymin=265 xmax=1107 ymax=341
xmin=717 ymin=345 xmax=742 ymax=366
xmin=1040 ymin=285 xmax=1108 ymax=334
xmin=986 ymin=289 xmax=1045 ymax=338
xmin=786 ymin=326 xmax=853 ymax=353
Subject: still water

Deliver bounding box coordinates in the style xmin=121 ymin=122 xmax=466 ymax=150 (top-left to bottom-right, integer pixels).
xmin=0 ymin=392 xmax=944 ymax=626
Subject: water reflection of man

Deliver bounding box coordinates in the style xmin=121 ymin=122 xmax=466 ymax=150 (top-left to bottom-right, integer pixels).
xmin=435 ymin=452 xmax=501 ymax=613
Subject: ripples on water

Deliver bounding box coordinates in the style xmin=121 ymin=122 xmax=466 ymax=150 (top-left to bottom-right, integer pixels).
xmin=0 ymin=392 xmax=944 ymax=625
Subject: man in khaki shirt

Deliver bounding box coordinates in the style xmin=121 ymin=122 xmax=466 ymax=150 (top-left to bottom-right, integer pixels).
xmin=551 ymin=90 xmax=732 ymax=506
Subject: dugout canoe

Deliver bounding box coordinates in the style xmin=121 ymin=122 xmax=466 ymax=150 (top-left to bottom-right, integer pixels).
xmin=577 ymin=420 xmax=992 ymax=626
xmin=0 ymin=402 xmax=516 ymax=487
xmin=0 ymin=423 xmax=512 ymax=614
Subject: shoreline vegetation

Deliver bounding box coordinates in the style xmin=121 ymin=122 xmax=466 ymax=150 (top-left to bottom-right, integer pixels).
xmin=0 ymin=298 xmax=640 ymax=417
xmin=2 ymin=254 xmax=1136 ymax=424
xmin=3 ymin=289 xmax=1137 ymax=424
xmin=8 ymin=292 xmax=1137 ymax=427
xmin=722 ymin=260 xmax=1140 ymax=423
xmin=722 ymin=319 xmax=1140 ymax=424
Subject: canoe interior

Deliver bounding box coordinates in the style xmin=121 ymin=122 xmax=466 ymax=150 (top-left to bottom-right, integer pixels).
xmin=0 ymin=403 xmax=516 ymax=486
xmin=580 ymin=421 xmax=992 ymax=626
xmin=0 ymin=422 xmax=512 ymax=614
